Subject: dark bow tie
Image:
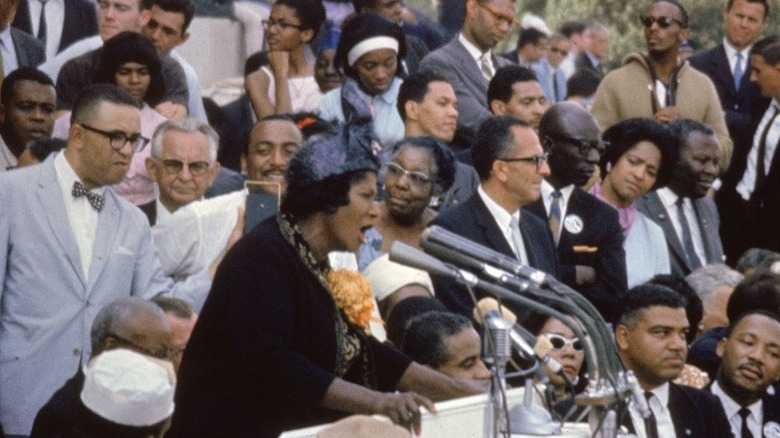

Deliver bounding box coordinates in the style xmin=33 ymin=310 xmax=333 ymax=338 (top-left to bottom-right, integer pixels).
xmin=72 ymin=181 xmax=104 ymax=212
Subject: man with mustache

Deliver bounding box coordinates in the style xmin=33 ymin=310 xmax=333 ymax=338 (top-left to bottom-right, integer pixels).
xmin=710 ymin=310 xmax=780 ymax=438
xmin=524 ymin=102 xmax=626 ymax=322
xmin=591 ymin=0 xmax=732 ymax=168
xmin=0 ymin=68 xmax=56 ymax=172
xmin=615 ymin=284 xmax=732 ymax=437
xmin=638 ymin=119 xmax=725 ymax=278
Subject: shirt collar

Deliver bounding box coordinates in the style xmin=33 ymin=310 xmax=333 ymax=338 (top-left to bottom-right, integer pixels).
xmin=541 ymin=180 xmax=575 ymax=203
xmin=0 ymin=26 xmax=13 ymax=51
xmin=656 ymin=187 xmax=681 ymax=210
xmin=711 ymin=381 xmax=763 ymax=420
xmin=723 ymin=39 xmax=753 ymax=61
xmin=478 ymin=185 xmax=519 ymax=230
xmin=156 ymin=197 xmax=174 ymax=224
xmin=646 ymin=381 xmax=671 ymax=409
xmin=459 ymin=32 xmax=491 ymax=63
xmin=375 ymin=77 xmax=402 ymax=105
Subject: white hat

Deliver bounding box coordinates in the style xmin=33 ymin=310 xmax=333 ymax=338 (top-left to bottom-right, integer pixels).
xmin=363 ymin=254 xmax=434 ymax=301
xmin=81 ymin=349 xmax=176 ymax=427
xmin=521 ymin=13 xmax=552 ymax=36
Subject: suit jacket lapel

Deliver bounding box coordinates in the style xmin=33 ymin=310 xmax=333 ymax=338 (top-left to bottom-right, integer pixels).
xmin=644 ymin=193 xmax=690 ymax=271
xmin=36 ymin=160 xmax=87 ymax=288
xmin=87 ymin=191 xmax=121 ymax=292
xmin=470 ymin=195 xmax=515 ymax=258
xmin=452 ymin=39 xmax=489 ymax=89
xmin=668 ymin=384 xmax=695 ymax=438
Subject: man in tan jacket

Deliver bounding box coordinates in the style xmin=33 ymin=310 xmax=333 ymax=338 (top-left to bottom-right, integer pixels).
xmin=591 ymin=0 xmax=732 ymax=166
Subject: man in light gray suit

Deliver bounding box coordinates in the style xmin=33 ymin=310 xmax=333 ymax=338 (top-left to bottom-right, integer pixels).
xmin=0 ymin=84 xmax=210 ymax=436
xmin=1 ymin=0 xmax=46 ymax=71
xmin=637 ymin=119 xmax=725 ymax=278
xmin=418 ymin=0 xmax=515 ymax=144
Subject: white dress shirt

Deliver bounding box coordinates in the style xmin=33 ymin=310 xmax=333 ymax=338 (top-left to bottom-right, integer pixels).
xmin=629 ymin=382 xmax=677 ymax=438
xmin=656 ymin=187 xmax=707 ymax=266
xmin=0 ymin=27 xmax=20 ymax=75
xmin=0 ymin=136 xmax=18 ymax=171
xmin=54 ymin=151 xmax=106 ymax=279
xmin=477 ymin=185 xmax=528 ymax=264
xmin=459 ymin=32 xmax=494 ymax=77
xmin=737 ymin=99 xmax=780 ymax=200
xmin=170 ymin=50 xmax=208 ymax=123
xmin=711 ymin=381 xmax=763 ymax=438
xmin=27 ymin=0 xmax=64 ymax=60
xmin=155 ymin=198 xmax=173 ymax=225
xmin=540 ymin=180 xmax=575 ymax=243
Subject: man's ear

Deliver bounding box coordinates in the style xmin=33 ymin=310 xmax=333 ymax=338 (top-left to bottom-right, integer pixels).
xmin=139 ymin=9 xmax=152 ymax=28
xmin=405 ymin=101 xmax=420 ymax=121
xmin=178 ymin=32 xmax=190 ymax=46
xmin=145 ymin=157 xmax=158 ymax=183
xmin=715 ymin=337 xmax=727 ymax=359
xmin=614 ymin=324 xmax=630 ymax=352
xmin=490 ymin=99 xmax=505 ymax=116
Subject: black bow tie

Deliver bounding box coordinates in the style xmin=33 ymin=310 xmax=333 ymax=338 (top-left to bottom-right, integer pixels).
xmin=72 ymin=181 xmax=104 ymax=212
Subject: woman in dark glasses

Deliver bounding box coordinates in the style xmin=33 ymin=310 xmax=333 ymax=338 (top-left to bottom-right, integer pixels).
xmin=523 ymin=302 xmax=588 ymax=421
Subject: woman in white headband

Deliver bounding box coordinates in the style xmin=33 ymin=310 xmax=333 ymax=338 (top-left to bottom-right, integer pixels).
xmin=245 ymin=0 xmax=326 ymax=119
xmin=318 ymin=12 xmax=407 ymax=149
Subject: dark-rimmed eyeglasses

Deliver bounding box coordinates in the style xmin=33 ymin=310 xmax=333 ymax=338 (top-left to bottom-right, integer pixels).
xmin=262 ymin=18 xmax=303 ymax=31
xmin=385 ymin=162 xmax=433 ymax=188
xmin=544 ymin=333 xmax=584 ymax=352
xmin=640 ymin=15 xmax=686 ymax=29
xmin=497 ymin=151 xmax=549 ymax=172
xmin=476 ymin=2 xmax=519 ymax=30
xmin=547 ymin=134 xmax=606 ymax=155
xmin=80 ymin=124 xmax=148 ymax=152
xmin=107 ymin=333 xmax=172 ymax=360
xmin=158 ymin=159 xmax=212 ymax=176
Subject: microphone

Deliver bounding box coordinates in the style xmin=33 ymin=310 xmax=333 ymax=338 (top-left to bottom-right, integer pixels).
xmin=421 ymin=225 xmax=547 ymax=286
xmin=474 ymin=299 xmax=537 ymax=365
xmin=533 ymin=335 xmax=565 ymax=376
xmin=480 ymin=310 xmax=512 ymax=366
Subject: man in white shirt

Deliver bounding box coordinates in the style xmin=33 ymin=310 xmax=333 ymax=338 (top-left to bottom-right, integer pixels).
xmin=141 ymin=118 xmax=220 ymax=225
xmin=710 ymin=310 xmax=780 ymax=438
xmin=152 ymin=116 xmax=303 ymax=283
xmin=142 ymin=0 xmax=207 ymax=123
xmin=717 ymin=34 xmax=780 ymax=262
xmin=11 ymin=0 xmax=98 ymax=60
xmin=0 ymin=67 xmax=56 ymax=172
xmin=0 ymin=84 xmax=210 ymax=436
xmin=614 ymin=283 xmax=732 ymax=437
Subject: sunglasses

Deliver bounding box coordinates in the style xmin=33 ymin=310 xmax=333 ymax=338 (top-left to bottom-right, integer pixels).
xmin=544 ymin=333 xmax=584 ymax=352
xmin=640 ymin=15 xmax=685 ymax=29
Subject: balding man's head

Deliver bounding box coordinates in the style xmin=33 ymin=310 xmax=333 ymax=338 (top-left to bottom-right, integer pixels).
xmin=90 ymin=297 xmax=172 ymax=361
xmin=539 ymin=103 xmax=602 ymax=188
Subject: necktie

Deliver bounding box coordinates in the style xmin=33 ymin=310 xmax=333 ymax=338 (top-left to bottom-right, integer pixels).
xmin=552 ymin=72 xmax=559 ymax=102
xmin=738 ymin=407 xmax=754 ymax=438
xmin=549 ymin=191 xmax=563 ymax=245
xmin=644 ymin=391 xmax=659 ymax=438
xmin=38 ymin=0 xmax=48 ymax=44
xmin=509 ymin=216 xmax=524 ymax=261
xmin=479 ymin=54 xmax=493 ymax=81
xmin=734 ymin=53 xmax=744 ymax=91
xmin=753 ymin=106 xmax=780 ymax=197
xmin=675 ymin=198 xmax=702 ymax=270
xmin=72 ymin=181 xmax=104 ymax=212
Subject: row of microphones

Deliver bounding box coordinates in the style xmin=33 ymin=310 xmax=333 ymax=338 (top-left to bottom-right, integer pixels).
xmin=421 ymin=226 xmax=548 ymax=287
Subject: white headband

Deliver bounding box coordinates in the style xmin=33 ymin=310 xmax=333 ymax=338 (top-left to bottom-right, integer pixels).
xmin=347 ymin=36 xmax=399 ymax=67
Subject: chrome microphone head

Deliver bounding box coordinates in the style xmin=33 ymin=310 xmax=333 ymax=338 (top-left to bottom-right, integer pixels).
xmin=481 ymin=313 xmax=512 ymax=366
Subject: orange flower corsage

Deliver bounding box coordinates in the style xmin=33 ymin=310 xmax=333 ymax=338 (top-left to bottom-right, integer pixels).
xmin=326 ymin=269 xmax=376 ymax=328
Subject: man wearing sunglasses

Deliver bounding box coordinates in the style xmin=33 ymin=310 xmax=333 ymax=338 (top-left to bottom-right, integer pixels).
xmin=142 ymin=118 xmax=220 ymax=226
xmin=525 ymin=102 xmax=627 ymax=323
xmin=0 ymin=84 xmax=211 ymax=436
xmin=591 ymin=0 xmax=732 ymax=168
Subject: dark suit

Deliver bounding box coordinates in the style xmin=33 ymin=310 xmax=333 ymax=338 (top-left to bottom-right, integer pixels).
xmin=429 ymin=193 xmax=559 ymax=317
xmin=29 ymin=370 xmax=84 ymax=438
xmin=575 ymin=51 xmax=602 ymax=77
xmin=9 ymin=27 xmax=45 ymax=68
xmin=205 ymin=167 xmax=245 ymax=199
xmin=217 ymin=95 xmax=253 ymax=172
xmin=12 ymin=0 xmax=98 ymax=54
xmin=620 ymin=383 xmax=733 ymax=438
xmin=690 ymin=46 xmax=771 ymax=264
xmin=419 ymin=38 xmax=512 ymax=140
xmin=525 ymin=188 xmax=627 ymax=322
xmin=709 ymin=384 xmax=780 ymax=437
xmin=637 ymin=191 xmax=724 ymax=277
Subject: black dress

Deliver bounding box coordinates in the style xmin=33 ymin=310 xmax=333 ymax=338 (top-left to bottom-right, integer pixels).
xmin=166 ymin=215 xmax=412 ymax=438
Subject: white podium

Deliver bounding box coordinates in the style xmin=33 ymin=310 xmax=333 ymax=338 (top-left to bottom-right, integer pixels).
xmin=281 ymin=388 xmax=591 ymax=438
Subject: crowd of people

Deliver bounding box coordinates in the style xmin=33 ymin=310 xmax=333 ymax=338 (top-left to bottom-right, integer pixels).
xmin=0 ymin=0 xmax=779 ymax=436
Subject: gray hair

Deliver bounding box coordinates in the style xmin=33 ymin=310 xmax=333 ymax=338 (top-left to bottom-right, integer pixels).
xmin=90 ymin=297 xmax=166 ymax=351
xmin=150 ymin=117 xmax=219 ymax=163
xmin=685 ymin=264 xmax=743 ymax=310
xmin=589 ymin=23 xmax=609 ymax=35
